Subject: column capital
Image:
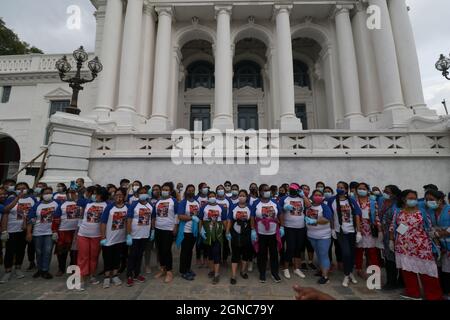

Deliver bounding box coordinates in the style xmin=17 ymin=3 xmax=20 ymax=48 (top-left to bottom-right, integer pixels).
xmin=273 ymin=4 xmax=293 ymax=16
xmin=143 ymin=1 xmax=157 ymax=18
xmin=214 ymin=5 xmax=232 ymax=18
xmin=155 ymin=6 xmax=173 ymax=18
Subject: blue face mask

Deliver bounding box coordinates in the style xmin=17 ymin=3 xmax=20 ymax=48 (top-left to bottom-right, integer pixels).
xmin=349 ymin=192 xmax=355 ymax=198
xmin=426 ymin=201 xmax=439 ymax=209
xmin=406 ymin=199 xmax=418 ymax=207
xmin=217 ymin=190 xmax=225 ymax=197
xmin=139 ymin=194 xmax=149 ymax=201
xmin=208 ymin=197 xmax=217 ymax=204
xmin=161 ymin=191 xmax=170 ymax=198
xmin=336 ymin=189 xmax=346 ymax=196
xmin=231 ymin=190 xmax=239 ymax=197
xmin=382 ymin=193 xmax=391 ymax=200
xmin=91 ymin=195 xmax=97 ymax=202
xmin=262 ymin=191 xmax=271 ymax=199
xmin=202 ymin=188 xmax=209 ymax=195
xmin=317 ymin=187 xmax=324 ymax=192
xmin=357 ymin=189 xmax=368 ymax=197
xmin=324 ymin=192 xmax=332 ymax=199
xmin=369 ymin=195 xmax=377 ymax=201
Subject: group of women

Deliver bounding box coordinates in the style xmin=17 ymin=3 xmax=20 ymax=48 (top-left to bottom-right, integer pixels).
xmin=0 ymin=178 xmax=448 ymax=300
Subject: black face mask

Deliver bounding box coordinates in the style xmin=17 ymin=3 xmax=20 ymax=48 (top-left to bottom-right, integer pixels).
xmin=289 ymin=189 xmax=297 ymax=197
xmin=186 ymin=192 xmax=195 ymax=199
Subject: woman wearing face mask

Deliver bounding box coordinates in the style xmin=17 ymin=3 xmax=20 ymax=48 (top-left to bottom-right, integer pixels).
xmin=390 ymin=190 xmax=442 ymax=300
xmin=33 ymin=182 xmax=47 ymax=201
xmin=52 ymin=188 xmax=82 ymax=276
xmin=248 ymin=183 xmax=259 ymax=207
xmin=152 ymin=183 xmax=178 ymax=283
xmin=227 ymin=190 xmax=252 ymax=284
xmin=224 ymin=181 xmax=232 ymax=198
xmin=77 ymin=187 xmax=109 ymax=290
xmin=323 ymin=187 xmax=341 ymax=271
xmin=199 ymin=191 xmax=227 ymax=284
xmin=251 ymin=184 xmax=282 ymax=283
xmin=354 ymin=182 xmax=382 ymax=279
xmin=0 ymin=182 xmax=36 ymax=283
xmin=125 ymin=187 xmax=153 ymax=287
xmin=279 ymin=183 xmax=311 ymax=279
xmin=143 ymin=184 xmax=160 ymax=274
xmin=53 ymin=183 xmax=67 ymax=203
xmin=216 ymin=185 xmax=231 ymax=264
xmin=194 ymin=183 xmax=209 ymax=269
xmin=278 ymin=185 xmax=287 ymax=199
xmin=379 ymin=185 xmax=403 ymax=290
xmin=26 ymin=187 xmax=59 ymax=280
xmin=128 ymin=181 xmax=143 ymax=204
xmin=229 ymin=184 xmax=240 ymax=205
xmin=424 ymin=190 xmax=450 ymax=299
xmin=176 ymin=185 xmax=200 ymax=281
xmin=99 ymin=188 xmax=128 ymax=288
xmin=315 ymin=182 xmax=325 ymax=193
xmin=305 ymin=190 xmax=333 ymax=284
xmin=328 ymin=181 xmax=362 ymax=287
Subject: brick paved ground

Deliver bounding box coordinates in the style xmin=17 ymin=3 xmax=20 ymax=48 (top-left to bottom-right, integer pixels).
xmin=0 ymin=247 xmax=404 ymax=300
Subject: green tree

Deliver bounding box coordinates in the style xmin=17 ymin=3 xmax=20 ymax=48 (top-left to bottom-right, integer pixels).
xmin=0 ymin=18 xmax=43 ymax=55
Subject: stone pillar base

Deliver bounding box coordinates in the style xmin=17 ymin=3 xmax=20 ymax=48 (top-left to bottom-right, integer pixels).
xmin=412 ymin=106 xmax=437 ymax=117
xmin=212 ymin=115 xmax=234 ymax=131
xmin=280 ymin=115 xmax=302 ymax=131
xmin=89 ymin=107 xmax=112 ymax=122
xmin=342 ymin=115 xmax=373 ymax=130
xmin=378 ymin=107 xmax=413 ymax=129
xmin=40 ymin=112 xmax=97 ymax=187
xmin=148 ymin=115 xmax=170 ymax=131
xmin=112 ymin=109 xmax=139 ymax=131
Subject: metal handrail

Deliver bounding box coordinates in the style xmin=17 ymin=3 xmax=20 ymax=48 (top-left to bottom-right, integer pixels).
xmin=10 ymin=148 xmax=48 ymax=184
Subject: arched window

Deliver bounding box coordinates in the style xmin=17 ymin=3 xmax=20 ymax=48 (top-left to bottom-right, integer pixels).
xmin=233 ymin=60 xmax=262 ymax=89
xmin=185 ymin=61 xmax=214 ymax=90
xmin=293 ymin=60 xmax=311 ymax=89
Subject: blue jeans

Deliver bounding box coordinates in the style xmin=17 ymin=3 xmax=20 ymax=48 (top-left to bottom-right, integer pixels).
xmin=33 ymin=235 xmax=53 ymax=272
xmin=308 ymin=237 xmax=331 ymax=270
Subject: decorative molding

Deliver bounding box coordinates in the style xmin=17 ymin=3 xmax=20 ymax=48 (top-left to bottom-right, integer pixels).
xmin=214 ymin=5 xmax=233 ymax=19
xmin=44 ymin=87 xmax=72 ymax=101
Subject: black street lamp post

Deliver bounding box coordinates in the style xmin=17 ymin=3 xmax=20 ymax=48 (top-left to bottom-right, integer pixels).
xmin=55 ymin=46 xmax=103 ymax=115
xmin=435 ymin=53 xmax=450 ymax=80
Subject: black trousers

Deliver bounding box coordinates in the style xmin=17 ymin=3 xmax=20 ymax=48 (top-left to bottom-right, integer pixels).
xmin=257 ymin=234 xmax=279 ymax=275
xmin=337 ymin=232 xmax=356 ymax=276
xmin=222 ymin=230 xmax=230 ymax=262
xmin=231 ymin=240 xmax=253 ymax=263
xmin=4 ymin=231 xmax=27 ymax=269
xmin=27 ymin=239 xmax=35 ymax=264
xmin=102 ymin=242 xmax=124 ymax=273
xmin=179 ymin=233 xmax=196 ymax=274
xmin=328 ymin=238 xmax=342 ymax=263
xmin=208 ymin=240 xmax=222 ymax=264
xmin=196 ymin=240 xmax=208 ymax=260
xmin=155 ymin=229 xmax=174 ymax=271
xmin=284 ymin=227 xmax=306 ymax=263
xmin=127 ymin=238 xmax=147 ymax=278
xmin=57 ymin=250 xmax=77 ymax=273
xmin=385 ymin=259 xmax=402 ymax=287
xmin=439 ymin=268 xmax=450 ymax=295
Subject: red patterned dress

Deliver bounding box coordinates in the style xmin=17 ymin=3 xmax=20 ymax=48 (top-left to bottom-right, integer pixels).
xmin=391 ymin=209 xmax=438 ymax=278
xmin=357 ymin=200 xmax=382 ymax=249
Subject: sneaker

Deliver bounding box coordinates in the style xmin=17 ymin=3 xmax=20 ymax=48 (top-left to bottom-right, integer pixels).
xmin=103 ymin=278 xmax=111 ymax=289
xmin=112 ymin=276 xmax=122 ymax=286
xmin=89 ymin=276 xmax=100 ymax=285
xmin=342 ymin=276 xmax=350 ymax=288
xmin=400 ymin=294 xmax=422 ymax=300
xmin=181 ymin=273 xmax=194 ymax=281
xmin=240 ymin=272 xmax=248 ymax=279
xmin=308 ymin=263 xmax=317 ymax=270
xmin=134 ymin=275 xmax=146 ymax=283
xmin=212 ymin=275 xmax=220 ymax=285
xmin=15 ymin=269 xmax=25 ymax=279
xmin=259 ymin=273 xmax=266 ymax=283
xmin=41 ymin=272 xmax=53 ymax=280
xmin=282 ymin=269 xmax=291 ymax=279
xmin=127 ymin=277 xmax=134 ymax=287
xmin=208 ymin=271 xmax=215 ymax=278
xmin=26 ymin=262 xmax=36 ymax=272
xmin=0 ymin=272 xmax=12 ymax=283
xmin=318 ymin=276 xmax=329 ymax=285
xmin=230 ymin=278 xmax=237 ymax=285
xmin=248 ymin=261 xmax=253 ymax=272
xmin=349 ymin=273 xmax=358 ymax=284
xmin=300 ymin=262 xmax=308 ymax=270
xmin=32 ymin=270 xmax=42 ymax=278
xmin=293 ymin=269 xmax=306 ymax=279
xmin=271 ymin=273 xmax=281 ymax=283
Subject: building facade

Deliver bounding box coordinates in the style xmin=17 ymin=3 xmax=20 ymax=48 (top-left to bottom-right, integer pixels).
xmin=0 ymin=0 xmax=449 ymax=191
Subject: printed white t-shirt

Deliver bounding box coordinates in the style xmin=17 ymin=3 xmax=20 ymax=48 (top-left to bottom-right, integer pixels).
xmin=229 ymin=204 xmax=251 ymax=234
xmin=177 ymin=199 xmax=200 ymax=233
xmin=78 ymin=201 xmax=108 ymax=238
xmin=281 ymin=196 xmax=305 ymax=229
xmin=5 ymin=196 xmax=36 ymax=233
xmin=101 ymin=203 xmax=128 ymax=246
xmin=127 ymin=201 xmax=153 ymax=239
xmin=29 ymin=201 xmax=59 ymax=236
xmin=305 ymin=205 xmax=332 ymax=240
xmin=154 ymin=197 xmax=178 ymax=231
xmin=251 ymin=200 xmax=279 ymax=235
xmin=58 ymin=201 xmax=82 ymax=231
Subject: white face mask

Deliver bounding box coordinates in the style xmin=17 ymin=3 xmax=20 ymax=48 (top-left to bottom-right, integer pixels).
xmin=238 ymin=196 xmax=247 ymax=203
xmin=132 ymin=186 xmax=140 ymax=192
xmin=7 ymin=186 xmax=15 ymax=192
xmin=42 ymin=194 xmax=52 ymax=202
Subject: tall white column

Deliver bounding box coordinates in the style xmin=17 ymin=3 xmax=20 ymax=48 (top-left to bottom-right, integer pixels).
xmin=93 ymin=0 xmax=123 ymax=118
xmin=388 ymin=0 xmax=433 ymax=116
xmin=115 ymin=0 xmax=144 ymax=129
xmin=148 ymin=7 xmax=173 ymax=131
xmin=334 ymin=5 xmax=365 ymax=128
xmin=138 ymin=3 xmax=156 ymax=119
xmin=168 ymin=47 xmax=182 ymax=129
xmin=352 ymin=3 xmax=382 ymax=118
xmin=212 ymin=6 xmax=234 ymax=130
xmin=368 ymin=0 xmax=411 ymax=128
xmin=274 ymin=5 xmax=302 ymax=131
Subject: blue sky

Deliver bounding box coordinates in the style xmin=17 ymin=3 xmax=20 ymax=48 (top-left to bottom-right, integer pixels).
xmin=0 ymin=0 xmax=449 ymax=114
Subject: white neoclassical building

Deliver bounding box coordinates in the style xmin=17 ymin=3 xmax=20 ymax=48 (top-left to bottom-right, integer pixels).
xmin=0 ymin=0 xmax=449 ymax=191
